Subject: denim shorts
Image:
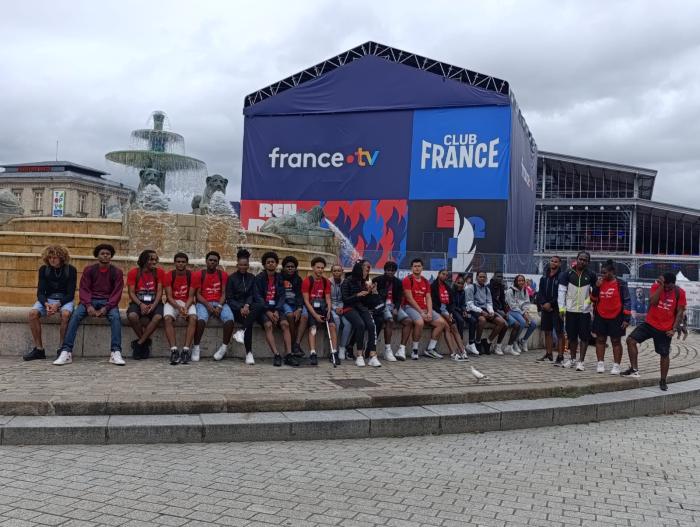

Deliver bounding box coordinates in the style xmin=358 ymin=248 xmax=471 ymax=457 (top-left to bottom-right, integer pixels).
xmin=404 ymin=306 xmax=442 ymax=322
xmin=282 ymin=303 xmax=308 ymax=317
xmin=382 ymin=304 xmax=409 ymax=322
xmin=31 ymin=300 xmax=74 ymax=317
xmin=196 ymin=302 xmax=234 ymax=323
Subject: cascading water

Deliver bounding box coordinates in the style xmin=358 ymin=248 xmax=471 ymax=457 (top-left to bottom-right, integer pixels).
xmin=324 ymin=218 xmax=361 ymax=266
xmin=105 ymin=111 xmax=208 ymax=211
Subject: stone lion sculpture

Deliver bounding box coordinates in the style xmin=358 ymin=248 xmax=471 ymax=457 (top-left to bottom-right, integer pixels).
xmin=137 ymin=167 xmax=165 ymax=194
xmin=191 ymin=174 xmax=228 ymax=214
xmin=260 ymin=205 xmax=331 ymax=237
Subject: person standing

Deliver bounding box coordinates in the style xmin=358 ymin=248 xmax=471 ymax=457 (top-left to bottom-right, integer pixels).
xmin=126 ymin=249 xmax=165 ymax=360
xmin=558 ymin=251 xmax=597 ymax=371
xmin=24 ymin=245 xmax=77 ymax=361
xmin=536 ymin=255 xmax=564 ymax=364
xmin=623 ymin=272 xmax=686 ymax=391
xmin=193 ymin=251 xmax=234 ymax=362
xmin=590 ymin=260 xmax=631 ymax=375
xmin=54 ymin=244 xmax=124 ymax=366
xmin=163 ymin=252 xmax=197 ymax=365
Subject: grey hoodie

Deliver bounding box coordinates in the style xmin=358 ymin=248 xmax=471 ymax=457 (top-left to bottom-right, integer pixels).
xmin=505 ymin=286 xmax=531 ymax=313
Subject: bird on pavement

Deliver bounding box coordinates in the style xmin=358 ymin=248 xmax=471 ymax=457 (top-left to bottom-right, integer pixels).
xmin=471 ymin=366 xmax=487 ymax=382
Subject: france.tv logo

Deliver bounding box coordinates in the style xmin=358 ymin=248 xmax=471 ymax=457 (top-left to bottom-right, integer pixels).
xmin=268 ymin=147 xmax=379 ymax=168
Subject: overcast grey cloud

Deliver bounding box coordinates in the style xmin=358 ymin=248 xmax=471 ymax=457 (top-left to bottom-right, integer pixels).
xmin=1 ymin=0 xmax=699 ymax=209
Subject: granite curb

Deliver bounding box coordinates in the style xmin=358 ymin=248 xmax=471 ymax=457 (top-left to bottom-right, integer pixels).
xmin=2 ymin=377 xmax=699 ymax=445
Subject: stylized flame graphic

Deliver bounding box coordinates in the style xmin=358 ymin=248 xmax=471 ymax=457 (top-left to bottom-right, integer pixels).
xmin=451 ymin=208 xmax=476 ymax=273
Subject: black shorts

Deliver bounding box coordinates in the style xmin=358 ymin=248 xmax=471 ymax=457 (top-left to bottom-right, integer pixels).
xmin=592 ymin=314 xmax=627 ymax=338
xmin=565 ymin=312 xmax=592 ymax=343
xmin=540 ymin=309 xmax=562 ymax=333
xmin=629 ymin=322 xmax=672 ymax=357
xmin=127 ymin=302 xmax=164 ymax=318
xmin=308 ymin=302 xmax=332 ymax=328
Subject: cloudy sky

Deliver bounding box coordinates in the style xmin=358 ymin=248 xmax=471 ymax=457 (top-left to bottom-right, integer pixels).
xmin=1 ymin=0 xmax=699 ymax=209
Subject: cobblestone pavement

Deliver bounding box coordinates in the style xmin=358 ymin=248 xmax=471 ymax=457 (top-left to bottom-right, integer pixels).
xmin=0 ymin=337 xmax=697 ymax=408
xmin=0 ymin=407 xmax=699 ymax=527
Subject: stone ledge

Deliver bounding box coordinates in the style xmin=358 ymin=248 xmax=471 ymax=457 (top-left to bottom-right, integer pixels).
xmin=2 ymin=378 xmax=699 ymax=445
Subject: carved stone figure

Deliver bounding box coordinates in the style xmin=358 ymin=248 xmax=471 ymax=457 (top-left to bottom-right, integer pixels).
xmin=260 ymin=206 xmax=331 ymax=237
xmin=134 ymin=184 xmax=169 ymax=212
xmin=137 ymin=167 xmax=166 ymax=194
xmin=0 ymin=190 xmax=24 ymax=216
xmin=191 ymin=174 xmax=228 ymax=214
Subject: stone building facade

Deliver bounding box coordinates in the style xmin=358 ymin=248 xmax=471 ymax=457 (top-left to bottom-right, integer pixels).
xmin=0 ymin=161 xmax=134 ymax=218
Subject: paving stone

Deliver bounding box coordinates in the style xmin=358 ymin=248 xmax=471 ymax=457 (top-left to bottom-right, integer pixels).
xmin=201 ymin=412 xmax=291 ymax=442
xmin=284 ymin=409 xmax=370 ymax=440
xmin=106 ymin=415 xmax=202 ymax=444
xmin=357 ymin=406 xmax=440 ymax=437
xmin=426 ymin=403 xmax=501 ymax=434
xmin=2 ymin=415 xmax=107 ymax=445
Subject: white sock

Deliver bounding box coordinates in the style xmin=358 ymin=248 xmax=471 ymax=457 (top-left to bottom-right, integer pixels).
xmin=385 ymin=344 xmax=392 ymax=351
xmin=412 ymin=342 xmax=419 ymax=350
xmin=339 ymin=346 xmax=346 ymax=353
xmin=170 ymin=346 xmax=177 ymax=351
xmin=428 ymin=339 xmax=438 ymax=350
xmin=310 ymin=349 xmax=316 ymax=355
xmin=398 ymin=344 xmax=405 ymax=351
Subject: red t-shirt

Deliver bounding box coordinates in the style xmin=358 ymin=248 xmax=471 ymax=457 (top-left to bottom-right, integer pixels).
xmin=126 ymin=267 xmax=165 ymax=292
xmin=596 ymin=279 xmax=622 ymax=319
xmin=301 ymin=276 xmax=329 ymax=300
xmin=265 ymin=275 xmax=277 ymax=305
xmin=163 ymin=271 xmax=192 ymax=302
xmin=438 ymin=283 xmax=450 ymax=305
xmin=195 ymin=270 xmax=228 ymax=303
xmin=645 ymin=283 xmax=687 ymax=332
xmin=403 ymin=275 xmax=429 ymax=310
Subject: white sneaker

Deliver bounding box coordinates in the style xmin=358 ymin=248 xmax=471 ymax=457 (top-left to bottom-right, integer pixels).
xmin=233 ymin=330 xmax=245 ymax=344
xmin=213 ymin=344 xmax=228 ymax=361
xmin=610 ymin=363 xmax=621 ymax=375
xmin=338 ymin=347 xmax=346 ymax=360
xmin=395 ymin=347 xmax=406 ymax=361
xmin=512 ymin=340 xmax=522 ymax=354
xmin=368 ymin=356 xmax=381 ymax=367
xmin=191 ymin=345 xmax=200 ymax=362
xmin=423 ymin=348 xmax=442 ymax=359
xmin=245 ymin=352 xmax=255 ymax=365
xmin=382 ymin=348 xmax=397 ymax=362
xmin=109 ymin=350 xmax=125 ymax=366
xmin=467 ymin=343 xmax=479 ymax=356
xmin=562 ymin=358 xmax=573 ymax=369
xmin=504 ymin=345 xmax=520 ymax=356
xmin=575 ymin=361 xmax=585 ymax=371
xmin=493 ymin=343 xmax=504 ymax=356
xmin=519 ymin=340 xmax=529 ymax=353
xmin=355 ymin=356 xmax=366 ymax=367
xmin=411 ymin=350 xmax=419 ymax=360
xmin=53 ymin=350 xmax=72 ymax=365
xmin=459 ymin=350 xmax=470 ymax=361
xmin=451 ymin=353 xmax=467 ymax=362
xmin=596 ymin=361 xmax=605 ymax=374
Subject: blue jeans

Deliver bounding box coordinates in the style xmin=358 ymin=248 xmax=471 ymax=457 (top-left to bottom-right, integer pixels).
xmin=507 ymin=311 xmax=537 ymax=342
xmin=63 ymin=299 xmax=122 ymax=352
xmin=331 ymin=311 xmax=353 ymax=348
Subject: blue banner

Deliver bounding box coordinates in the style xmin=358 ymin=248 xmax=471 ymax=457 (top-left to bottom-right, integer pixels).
xmin=241 ymin=111 xmax=413 ymax=200
xmin=408 ymin=106 xmax=511 ymax=200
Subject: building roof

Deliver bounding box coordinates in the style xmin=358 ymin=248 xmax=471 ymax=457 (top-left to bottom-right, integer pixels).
xmin=0 ymin=161 xmax=109 ymax=177
xmin=243 ymin=41 xmax=511 ymax=115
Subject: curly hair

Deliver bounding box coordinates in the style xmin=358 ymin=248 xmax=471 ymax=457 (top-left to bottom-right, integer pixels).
xmin=41 ymin=245 xmax=70 ymax=266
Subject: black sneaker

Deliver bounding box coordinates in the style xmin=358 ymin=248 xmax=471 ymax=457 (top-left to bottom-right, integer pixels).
xmin=309 ymin=353 xmax=318 ymax=366
xmin=659 ymin=379 xmax=668 ymax=391
xmin=169 ymin=348 xmax=180 ymax=365
xmin=131 ymin=340 xmax=141 ymax=360
xmin=536 ymin=354 xmax=553 ymax=363
xmin=283 ymin=354 xmax=300 ymax=367
xmin=479 ymin=340 xmax=491 ymax=355
xmin=180 ymin=348 xmax=191 ymax=364
xmin=23 ymin=347 xmax=46 ymax=361
xmin=56 ymin=348 xmax=62 ymax=359
xmin=329 ymin=351 xmax=340 ymax=366
xmin=143 ymin=338 xmax=152 ymax=360
xmin=620 ymin=367 xmax=640 ymax=378
xmin=273 ymin=354 xmax=282 ymax=367
xmin=554 ymin=355 xmax=564 ymax=367
xmin=292 ymin=343 xmax=305 ymax=358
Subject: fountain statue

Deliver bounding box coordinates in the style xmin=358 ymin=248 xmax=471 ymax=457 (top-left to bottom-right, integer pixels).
xmin=105 ymin=111 xmax=207 ymax=209
xmin=260 ymin=205 xmax=338 ymax=254
xmin=0 ymin=189 xmax=24 ymax=225
xmin=191 ymin=174 xmax=229 ymax=215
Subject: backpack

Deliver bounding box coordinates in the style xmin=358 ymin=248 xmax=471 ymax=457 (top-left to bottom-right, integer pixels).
xmin=89 ymin=264 xmax=117 ymax=286
xmin=170 ymin=270 xmax=192 ymax=291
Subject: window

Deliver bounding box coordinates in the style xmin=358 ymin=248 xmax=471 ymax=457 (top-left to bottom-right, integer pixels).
xmin=12 ymin=189 xmax=22 ymax=201
xmin=33 ymin=191 xmax=43 ymax=211
xmin=100 ymin=197 xmax=108 ymax=218
xmin=78 ymin=193 xmax=87 ymax=213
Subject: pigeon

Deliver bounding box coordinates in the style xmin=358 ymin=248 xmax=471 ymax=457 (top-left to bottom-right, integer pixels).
xmin=471 ymin=366 xmax=487 ymax=382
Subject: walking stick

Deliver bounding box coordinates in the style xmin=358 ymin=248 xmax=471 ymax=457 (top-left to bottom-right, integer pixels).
xmin=326 ymin=319 xmax=339 ymax=367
